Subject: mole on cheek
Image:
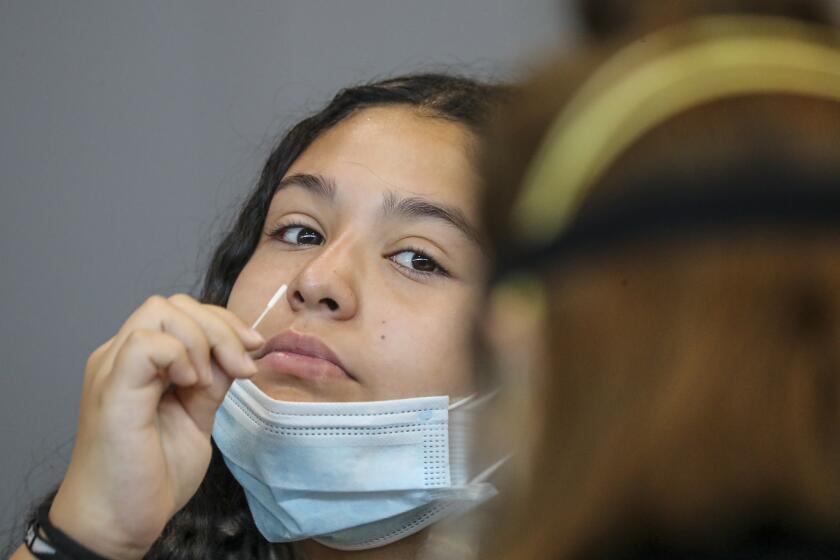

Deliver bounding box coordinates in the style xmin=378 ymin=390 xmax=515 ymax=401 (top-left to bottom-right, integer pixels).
xmin=380 ymin=334 xmax=386 ymax=341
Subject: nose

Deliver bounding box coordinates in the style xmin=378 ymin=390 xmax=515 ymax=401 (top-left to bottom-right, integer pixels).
xmin=287 ymin=242 xmax=359 ymax=321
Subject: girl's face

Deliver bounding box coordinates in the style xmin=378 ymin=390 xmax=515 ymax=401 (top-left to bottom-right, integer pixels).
xmin=227 ymin=106 xmax=484 ymax=402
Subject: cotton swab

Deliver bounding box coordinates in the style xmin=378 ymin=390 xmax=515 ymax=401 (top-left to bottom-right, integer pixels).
xmin=251 ymin=284 xmax=287 ymax=330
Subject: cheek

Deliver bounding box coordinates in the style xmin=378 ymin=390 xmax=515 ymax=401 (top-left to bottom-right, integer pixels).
xmin=375 ymin=295 xmax=477 ymax=397
xmin=225 ymin=261 xmax=255 ymax=317
xmin=226 ymin=251 xmax=278 ymax=318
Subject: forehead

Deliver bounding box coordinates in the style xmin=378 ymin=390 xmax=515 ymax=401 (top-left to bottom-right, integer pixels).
xmin=285 ymin=106 xmax=479 ymax=213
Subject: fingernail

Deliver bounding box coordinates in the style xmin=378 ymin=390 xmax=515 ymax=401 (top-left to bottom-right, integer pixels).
xmin=242 ymin=353 xmax=258 ymax=374
xmin=248 ymin=328 xmax=265 ymax=345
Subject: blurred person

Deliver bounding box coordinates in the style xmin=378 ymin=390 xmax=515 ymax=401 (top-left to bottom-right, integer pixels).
xmin=9 ymin=73 xmax=506 ymax=560
xmin=479 ymin=5 xmax=840 ymax=560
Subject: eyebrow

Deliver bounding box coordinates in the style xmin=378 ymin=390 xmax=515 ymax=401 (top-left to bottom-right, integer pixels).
xmin=274 ymin=173 xmax=483 ymax=248
xmin=382 ymin=191 xmax=483 ymax=248
xmin=276 ymin=173 xmax=337 ymax=200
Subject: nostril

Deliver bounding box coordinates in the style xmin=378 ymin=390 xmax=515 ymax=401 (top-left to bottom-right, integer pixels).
xmin=293 ymin=290 xmax=305 ymax=304
xmin=322 ymin=298 xmax=339 ymax=312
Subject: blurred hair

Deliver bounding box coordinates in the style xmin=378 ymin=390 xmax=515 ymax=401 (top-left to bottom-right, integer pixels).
xmin=493 ymin=235 xmax=840 ymax=559
xmin=9 ymin=72 xmax=504 ymax=560
xmin=481 ymin=12 xmax=840 ymax=560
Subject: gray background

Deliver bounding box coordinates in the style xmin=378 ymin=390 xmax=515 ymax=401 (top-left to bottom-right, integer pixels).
xmin=0 ymin=0 xmax=578 ymax=545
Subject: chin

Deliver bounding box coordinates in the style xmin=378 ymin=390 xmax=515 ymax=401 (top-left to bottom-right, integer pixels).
xmin=251 ymin=377 xmax=363 ymax=403
xmin=262 ymin=386 xmax=324 ymax=403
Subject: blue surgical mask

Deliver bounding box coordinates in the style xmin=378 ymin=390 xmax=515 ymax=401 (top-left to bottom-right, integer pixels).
xmin=212 ymin=379 xmax=503 ymax=550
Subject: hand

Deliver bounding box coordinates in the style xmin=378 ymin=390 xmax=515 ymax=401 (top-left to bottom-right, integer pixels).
xmin=48 ymin=294 xmax=264 ymax=559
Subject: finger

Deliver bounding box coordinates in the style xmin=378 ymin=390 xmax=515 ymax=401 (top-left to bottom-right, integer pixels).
xmin=102 ymin=296 xmax=214 ymax=385
xmin=83 ymin=337 xmax=114 ymax=388
xmin=166 ymin=295 xmax=258 ymax=379
xmin=103 ymin=330 xmax=198 ymax=398
xmin=80 ymin=337 xmax=116 ymax=417
xmin=100 ymin=331 xmax=201 ymax=431
xmin=168 ymin=294 xmax=263 ymax=350
xmin=174 ymin=362 xmax=236 ymax=435
xmin=201 ymin=304 xmax=265 ymax=350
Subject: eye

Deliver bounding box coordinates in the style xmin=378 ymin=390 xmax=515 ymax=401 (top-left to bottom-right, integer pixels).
xmin=273 ymin=224 xmax=325 ymax=246
xmin=389 ymin=249 xmax=448 ymax=276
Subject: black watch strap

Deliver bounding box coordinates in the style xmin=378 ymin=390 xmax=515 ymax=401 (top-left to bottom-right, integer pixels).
xmin=23 ymin=503 xmax=113 ymax=560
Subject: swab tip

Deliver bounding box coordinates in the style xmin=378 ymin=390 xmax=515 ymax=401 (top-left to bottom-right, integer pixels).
xmin=267 ymin=284 xmax=288 ymax=308
xmin=250 ymin=283 xmax=288 ymax=330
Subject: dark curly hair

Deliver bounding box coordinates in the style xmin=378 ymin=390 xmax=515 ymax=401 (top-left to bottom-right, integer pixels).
xmin=14 ymin=72 xmax=505 ymax=560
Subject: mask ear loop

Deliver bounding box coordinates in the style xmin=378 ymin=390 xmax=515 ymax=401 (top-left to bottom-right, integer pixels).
xmin=449 ymin=394 xmax=476 ymax=410
xmin=449 ymin=389 xmax=502 ymax=411
xmin=448 ymin=390 xmax=511 ymax=486
xmin=470 ymin=454 xmax=512 ymax=484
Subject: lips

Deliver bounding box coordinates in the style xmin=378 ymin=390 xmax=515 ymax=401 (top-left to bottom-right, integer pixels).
xmin=254 ymin=330 xmax=356 ymax=382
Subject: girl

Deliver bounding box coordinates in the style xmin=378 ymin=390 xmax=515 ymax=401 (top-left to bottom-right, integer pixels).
xmin=12 ymin=73 xmax=504 ymax=560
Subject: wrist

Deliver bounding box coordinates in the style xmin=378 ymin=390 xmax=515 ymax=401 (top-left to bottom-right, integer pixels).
xmin=49 ymin=489 xmax=154 ymax=560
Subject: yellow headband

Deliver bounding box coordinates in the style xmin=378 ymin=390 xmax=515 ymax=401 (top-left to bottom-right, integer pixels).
xmin=511 ymin=16 xmax=840 ymax=246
